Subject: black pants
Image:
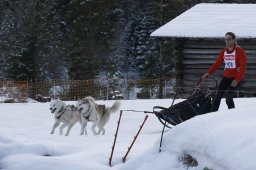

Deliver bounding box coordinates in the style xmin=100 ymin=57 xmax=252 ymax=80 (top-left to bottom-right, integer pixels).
xmin=212 ymin=77 xmax=239 ymax=112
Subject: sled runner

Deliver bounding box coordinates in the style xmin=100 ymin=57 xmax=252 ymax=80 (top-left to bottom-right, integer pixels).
xmin=153 ymin=78 xmax=218 ymax=128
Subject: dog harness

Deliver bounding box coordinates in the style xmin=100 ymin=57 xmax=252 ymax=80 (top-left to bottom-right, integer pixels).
xmin=55 ymin=105 xmax=78 ymax=119
xmin=82 ymin=103 xmax=93 ymax=121
xmin=55 ymin=106 xmax=66 ymax=119
xmin=82 ymin=104 xmax=106 ymax=121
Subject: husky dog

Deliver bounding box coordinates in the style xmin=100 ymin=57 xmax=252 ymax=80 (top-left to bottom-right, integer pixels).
xmin=50 ymin=99 xmax=81 ymax=136
xmin=76 ymin=96 xmax=120 ymax=135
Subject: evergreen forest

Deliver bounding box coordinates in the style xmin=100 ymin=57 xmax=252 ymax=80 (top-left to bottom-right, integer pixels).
xmin=0 ymin=0 xmax=254 ymax=82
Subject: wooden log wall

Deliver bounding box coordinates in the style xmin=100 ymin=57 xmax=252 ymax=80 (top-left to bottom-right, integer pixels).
xmin=175 ymin=38 xmax=256 ymax=96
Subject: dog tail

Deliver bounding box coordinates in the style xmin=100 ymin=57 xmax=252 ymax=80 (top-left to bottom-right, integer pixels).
xmin=109 ymin=101 xmax=121 ymax=113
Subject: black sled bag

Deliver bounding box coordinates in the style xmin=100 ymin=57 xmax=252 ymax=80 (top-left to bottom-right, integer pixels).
xmin=158 ymin=89 xmax=212 ymax=126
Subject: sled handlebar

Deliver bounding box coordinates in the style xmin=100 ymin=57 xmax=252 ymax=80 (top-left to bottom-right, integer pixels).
xmin=196 ymin=78 xmax=203 ymax=86
xmin=196 ymin=77 xmax=218 ymax=89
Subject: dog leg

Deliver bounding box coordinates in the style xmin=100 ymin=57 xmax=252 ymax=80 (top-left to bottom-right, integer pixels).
xmin=80 ymin=121 xmax=88 ymax=135
xmin=59 ymin=123 xmax=67 ymax=135
xmin=96 ymin=129 xmax=101 ymax=135
xmin=91 ymin=122 xmax=98 ymax=135
xmin=101 ymin=128 xmax=105 ymax=135
xmin=97 ymin=126 xmax=105 ymax=135
xmin=65 ymin=121 xmax=77 ymax=136
xmin=50 ymin=120 xmax=60 ymax=134
xmin=97 ymin=122 xmax=106 ymax=135
xmin=96 ymin=124 xmax=102 ymax=135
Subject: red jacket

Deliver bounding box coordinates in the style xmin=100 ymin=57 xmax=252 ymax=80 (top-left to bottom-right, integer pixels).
xmin=208 ymin=45 xmax=247 ymax=82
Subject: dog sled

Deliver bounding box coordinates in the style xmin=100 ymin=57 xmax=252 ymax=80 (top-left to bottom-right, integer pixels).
xmin=151 ymin=78 xmax=218 ymax=128
xmin=109 ymin=78 xmax=218 ymax=165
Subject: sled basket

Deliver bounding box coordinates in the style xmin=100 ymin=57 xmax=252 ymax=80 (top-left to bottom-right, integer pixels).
xmin=153 ymin=85 xmax=216 ymax=128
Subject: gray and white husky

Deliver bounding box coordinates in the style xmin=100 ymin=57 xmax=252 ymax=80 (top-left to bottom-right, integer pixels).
xmin=50 ymin=99 xmax=81 ymax=136
xmin=76 ymin=96 xmax=120 ymax=135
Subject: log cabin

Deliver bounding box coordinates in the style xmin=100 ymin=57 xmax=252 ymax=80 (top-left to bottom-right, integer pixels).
xmin=151 ymin=3 xmax=256 ymax=96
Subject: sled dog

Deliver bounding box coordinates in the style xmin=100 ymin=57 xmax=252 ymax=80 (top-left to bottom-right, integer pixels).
xmin=76 ymin=96 xmax=120 ymax=135
xmin=50 ymin=99 xmax=81 ymax=136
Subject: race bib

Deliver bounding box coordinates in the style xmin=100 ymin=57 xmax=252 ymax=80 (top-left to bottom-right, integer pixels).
xmin=224 ymin=50 xmax=236 ymax=69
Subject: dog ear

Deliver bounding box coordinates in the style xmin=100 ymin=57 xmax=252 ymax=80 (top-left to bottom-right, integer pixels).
xmin=60 ymin=99 xmax=65 ymax=104
xmin=50 ymin=98 xmax=56 ymax=103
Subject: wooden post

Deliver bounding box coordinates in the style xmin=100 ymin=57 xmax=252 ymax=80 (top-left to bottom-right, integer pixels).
xmin=122 ymin=115 xmax=148 ymax=163
xmin=109 ymin=110 xmax=123 ymax=167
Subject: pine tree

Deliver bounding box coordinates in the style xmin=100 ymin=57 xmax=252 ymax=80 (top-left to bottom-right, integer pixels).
xmin=0 ymin=0 xmax=70 ymax=81
xmin=67 ymin=0 xmax=117 ymax=80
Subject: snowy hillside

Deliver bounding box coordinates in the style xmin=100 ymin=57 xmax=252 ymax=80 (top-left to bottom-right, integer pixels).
xmin=0 ymin=98 xmax=255 ymax=170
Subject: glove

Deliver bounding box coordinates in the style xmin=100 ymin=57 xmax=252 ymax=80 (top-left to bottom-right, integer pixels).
xmin=201 ymin=73 xmax=209 ymax=81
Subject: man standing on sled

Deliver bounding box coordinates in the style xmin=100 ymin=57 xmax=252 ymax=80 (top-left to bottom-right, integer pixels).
xmin=201 ymin=32 xmax=247 ymax=112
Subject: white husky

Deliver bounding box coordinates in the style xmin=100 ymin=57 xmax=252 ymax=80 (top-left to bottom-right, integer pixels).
xmin=76 ymin=96 xmax=120 ymax=135
xmin=50 ymin=99 xmax=81 ymax=136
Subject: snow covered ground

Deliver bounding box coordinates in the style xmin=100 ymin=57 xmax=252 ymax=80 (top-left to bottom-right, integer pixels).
xmin=0 ymin=98 xmax=256 ymax=170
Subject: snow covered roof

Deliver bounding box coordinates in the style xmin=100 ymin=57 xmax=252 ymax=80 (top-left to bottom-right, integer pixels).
xmin=150 ymin=3 xmax=256 ymax=39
